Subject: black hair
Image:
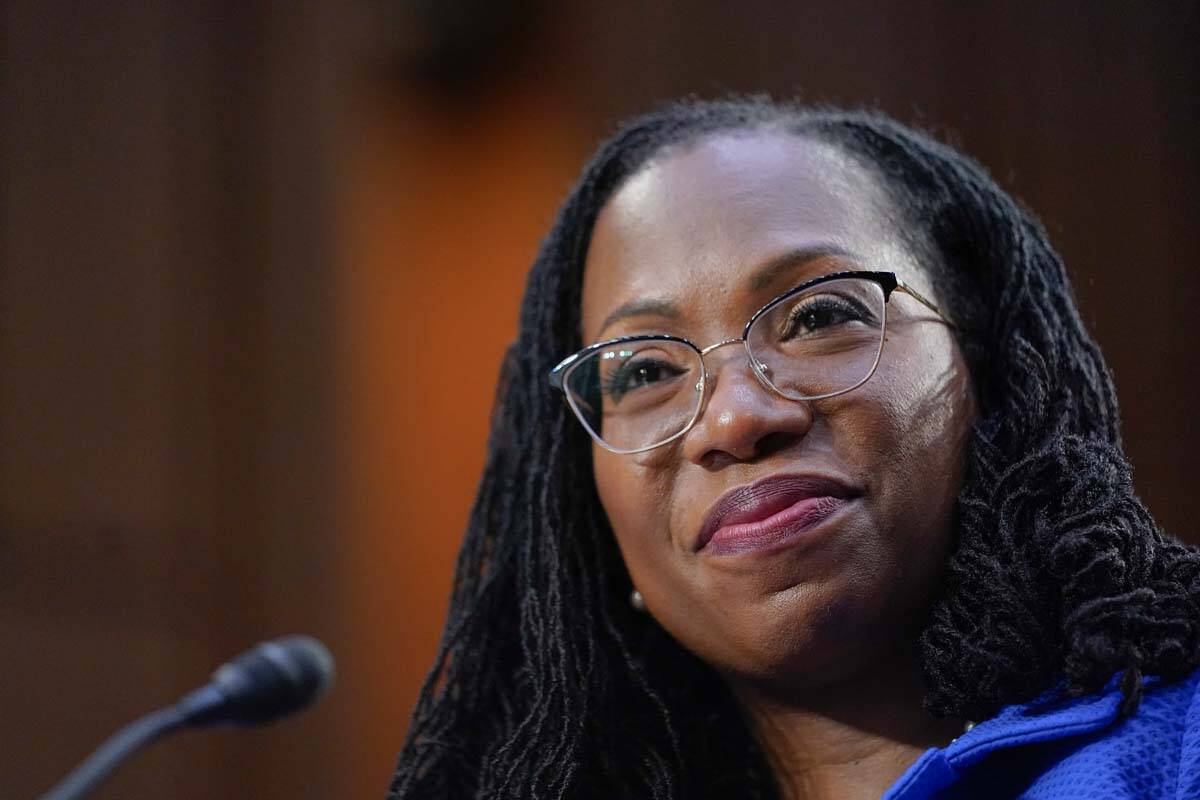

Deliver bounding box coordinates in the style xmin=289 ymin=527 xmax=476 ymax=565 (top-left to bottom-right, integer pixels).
xmin=388 ymin=97 xmax=1200 ymax=799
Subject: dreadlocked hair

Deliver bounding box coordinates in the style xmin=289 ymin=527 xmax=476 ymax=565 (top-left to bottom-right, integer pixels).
xmin=388 ymin=97 xmax=1200 ymax=799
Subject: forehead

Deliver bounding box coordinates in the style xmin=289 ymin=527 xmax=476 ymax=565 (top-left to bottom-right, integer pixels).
xmin=580 ymin=131 xmax=918 ymax=341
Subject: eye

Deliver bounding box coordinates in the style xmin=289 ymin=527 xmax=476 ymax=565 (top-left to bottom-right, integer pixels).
xmin=780 ymin=294 xmax=873 ymax=339
xmin=601 ymin=357 xmax=686 ymax=403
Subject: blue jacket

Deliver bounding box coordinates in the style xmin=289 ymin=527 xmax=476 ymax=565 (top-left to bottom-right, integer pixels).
xmin=883 ymin=668 xmax=1200 ymax=799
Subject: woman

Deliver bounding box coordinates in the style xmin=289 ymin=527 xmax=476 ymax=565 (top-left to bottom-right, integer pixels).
xmin=388 ymin=98 xmax=1200 ymax=799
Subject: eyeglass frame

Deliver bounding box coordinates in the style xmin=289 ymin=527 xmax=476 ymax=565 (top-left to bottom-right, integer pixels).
xmin=548 ymin=270 xmax=955 ymax=454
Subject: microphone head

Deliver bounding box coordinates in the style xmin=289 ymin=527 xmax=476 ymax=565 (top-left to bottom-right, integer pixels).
xmin=209 ymin=635 xmax=335 ymax=726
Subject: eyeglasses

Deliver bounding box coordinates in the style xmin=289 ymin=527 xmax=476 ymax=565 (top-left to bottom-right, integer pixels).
xmin=548 ymin=271 xmax=953 ymax=454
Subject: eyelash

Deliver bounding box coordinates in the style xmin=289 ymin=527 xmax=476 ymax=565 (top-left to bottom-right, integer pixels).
xmin=779 ymin=295 xmax=869 ymax=334
xmin=600 ymin=358 xmax=684 ymax=401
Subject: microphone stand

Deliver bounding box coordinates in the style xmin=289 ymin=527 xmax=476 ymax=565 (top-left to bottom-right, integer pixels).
xmin=37 ymin=636 xmax=332 ymax=800
xmin=39 ymin=686 xmax=224 ymax=800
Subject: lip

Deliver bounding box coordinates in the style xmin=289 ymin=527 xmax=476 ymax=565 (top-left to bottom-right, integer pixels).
xmin=694 ymin=473 xmax=861 ymax=556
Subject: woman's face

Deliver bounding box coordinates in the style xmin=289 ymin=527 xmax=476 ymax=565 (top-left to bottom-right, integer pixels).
xmin=581 ymin=132 xmax=976 ymax=697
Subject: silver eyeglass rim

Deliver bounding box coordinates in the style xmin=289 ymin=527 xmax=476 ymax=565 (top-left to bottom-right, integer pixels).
xmin=548 ymin=270 xmax=954 ymax=454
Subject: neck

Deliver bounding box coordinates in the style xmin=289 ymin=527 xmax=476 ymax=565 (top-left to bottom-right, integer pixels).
xmin=731 ymin=651 xmax=962 ymax=800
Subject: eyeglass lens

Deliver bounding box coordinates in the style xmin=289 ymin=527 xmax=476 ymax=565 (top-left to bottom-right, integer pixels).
xmin=563 ymin=277 xmax=887 ymax=452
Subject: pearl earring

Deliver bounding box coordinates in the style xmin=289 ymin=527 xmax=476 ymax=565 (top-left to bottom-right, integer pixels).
xmin=630 ymin=589 xmax=646 ymax=611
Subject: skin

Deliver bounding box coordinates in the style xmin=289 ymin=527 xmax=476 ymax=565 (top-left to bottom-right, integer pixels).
xmin=580 ymin=131 xmax=977 ymax=799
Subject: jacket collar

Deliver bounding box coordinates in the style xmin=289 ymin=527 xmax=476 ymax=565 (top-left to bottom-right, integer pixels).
xmin=944 ymin=670 xmax=1145 ymax=769
xmin=883 ymin=671 xmax=1145 ymax=799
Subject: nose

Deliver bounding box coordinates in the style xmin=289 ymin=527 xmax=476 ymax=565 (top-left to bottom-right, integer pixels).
xmin=681 ymin=341 xmax=814 ymax=468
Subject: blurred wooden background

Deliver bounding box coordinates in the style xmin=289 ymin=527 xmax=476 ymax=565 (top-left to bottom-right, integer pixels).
xmin=3 ymin=1 xmax=1198 ymax=798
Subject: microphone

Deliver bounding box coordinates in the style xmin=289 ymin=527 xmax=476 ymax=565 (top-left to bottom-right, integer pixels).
xmin=39 ymin=635 xmax=335 ymax=800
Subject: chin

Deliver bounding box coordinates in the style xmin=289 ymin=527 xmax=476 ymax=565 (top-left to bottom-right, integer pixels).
xmin=706 ymin=581 xmax=918 ymax=696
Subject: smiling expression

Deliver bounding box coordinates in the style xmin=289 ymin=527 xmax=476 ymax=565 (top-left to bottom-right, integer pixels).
xmin=580 ymin=131 xmax=977 ymax=696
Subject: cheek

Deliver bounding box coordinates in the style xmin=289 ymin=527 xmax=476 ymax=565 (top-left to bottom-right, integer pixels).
xmin=592 ymin=446 xmax=679 ymax=586
xmin=845 ymin=331 xmax=974 ymax=550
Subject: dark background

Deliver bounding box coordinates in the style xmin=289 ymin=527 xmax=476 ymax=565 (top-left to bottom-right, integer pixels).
xmin=3 ymin=2 xmax=1197 ymax=798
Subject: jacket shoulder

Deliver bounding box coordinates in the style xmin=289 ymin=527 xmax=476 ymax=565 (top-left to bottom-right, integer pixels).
xmin=1176 ymin=668 xmax=1200 ymax=800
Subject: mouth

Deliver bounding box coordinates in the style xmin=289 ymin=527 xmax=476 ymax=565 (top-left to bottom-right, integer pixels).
xmin=694 ymin=473 xmax=861 ymax=557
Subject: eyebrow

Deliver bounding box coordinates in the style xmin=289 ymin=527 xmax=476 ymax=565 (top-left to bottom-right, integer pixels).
xmin=594 ymin=243 xmax=860 ymax=340
xmin=747 ymin=243 xmax=858 ymax=292
xmin=596 ymin=298 xmax=680 ymax=339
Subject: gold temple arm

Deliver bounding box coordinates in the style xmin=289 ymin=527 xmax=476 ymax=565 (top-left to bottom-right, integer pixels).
xmin=895 ymin=280 xmax=956 ymax=328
